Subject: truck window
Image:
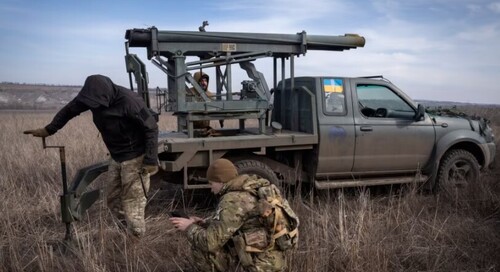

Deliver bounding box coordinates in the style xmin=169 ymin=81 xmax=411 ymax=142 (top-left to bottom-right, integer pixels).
xmin=356 ymin=84 xmax=415 ymax=119
xmin=323 ymin=78 xmax=346 ymax=114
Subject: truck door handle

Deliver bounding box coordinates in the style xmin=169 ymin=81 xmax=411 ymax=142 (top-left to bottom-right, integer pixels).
xmin=360 ymin=126 xmax=373 ymax=131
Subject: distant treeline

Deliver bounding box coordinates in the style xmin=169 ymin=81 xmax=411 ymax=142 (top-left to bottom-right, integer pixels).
xmin=0 ymin=82 xmax=81 ymax=88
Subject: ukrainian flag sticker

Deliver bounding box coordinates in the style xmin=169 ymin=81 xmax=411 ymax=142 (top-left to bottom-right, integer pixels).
xmin=323 ymin=79 xmax=343 ymax=93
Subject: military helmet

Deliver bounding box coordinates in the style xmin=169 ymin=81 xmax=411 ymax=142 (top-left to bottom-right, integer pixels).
xmin=207 ymin=159 xmax=238 ymax=183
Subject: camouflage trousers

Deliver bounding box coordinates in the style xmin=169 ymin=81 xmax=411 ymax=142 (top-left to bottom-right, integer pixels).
xmin=191 ymin=247 xmax=286 ymax=272
xmin=107 ymin=155 xmax=150 ymax=237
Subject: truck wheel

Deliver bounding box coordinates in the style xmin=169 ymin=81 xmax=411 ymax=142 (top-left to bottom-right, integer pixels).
xmin=233 ymin=159 xmax=280 ymax=186
xmin=437 ymin=149 xmax=480 ymax=193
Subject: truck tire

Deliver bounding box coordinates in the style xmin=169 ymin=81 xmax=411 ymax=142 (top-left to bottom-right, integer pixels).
xmin=437 ymin=149 xmax=480 ymax=193
xmin=233 ymin=159 xmax=280 ymax=186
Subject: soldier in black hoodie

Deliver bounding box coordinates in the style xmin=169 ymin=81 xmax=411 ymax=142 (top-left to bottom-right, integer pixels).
xmin=24 ymin=74 xmax=158 ymax=237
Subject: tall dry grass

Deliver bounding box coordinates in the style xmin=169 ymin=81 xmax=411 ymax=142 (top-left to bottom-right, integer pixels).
xmin=0 ymin=108 xmax=499 ymax=272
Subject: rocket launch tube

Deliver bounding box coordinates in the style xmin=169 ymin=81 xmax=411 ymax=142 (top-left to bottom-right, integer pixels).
xmin=125 ymin=27 xmax=365 ymax=51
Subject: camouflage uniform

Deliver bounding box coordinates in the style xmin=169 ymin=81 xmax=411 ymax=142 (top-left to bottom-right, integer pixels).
xmin=188 ymin=71 xmax=215 ymax=129
xmin=107 ymin=154 xmax=150 ymax=237
xmin=186 ymin=174 xmax=287 ymax=272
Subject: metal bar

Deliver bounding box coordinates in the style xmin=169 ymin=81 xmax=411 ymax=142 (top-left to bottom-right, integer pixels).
xmin=216 ymin=66 xmax=222 ymax=100
xmin=280 ymin=58 xmax=286 ymax=128
xmin=151 ymin=57 xmax=175 ymax=77
xmin=290 ymin=55 xmax=298 ymax=131
xmin=273 ymin=58 xmax=277 ymax=91
xmin=226 ymin=53 xmax=232 ymax=98
xmin=59 ymin=148 xmax=68 ymax=194
xmin=42 ymin=138 xmax=68 ymax=194
xmin=290 ymin=55 xmax=295 ymax=90
xmin=124 ymin=54 xmax=150 ymax=107
xmin=173 ymin=54 xmax=187 ymax=112
xmin=185 ymin=184 xmax=211 ymax=189
xmin=41 ymin=138 xmax=74 ymax=241
xmin=125 ymin=42 xmax=134 ymax=91
xmin=223 ymin=67 xmax=231 ymax=101
xmin=183 ymin=167 xmax=189 ymax=189
xmin=314 ymin=176 xmax=427 ymax=189
xmin=185 ymin=51 xmax=269 ymax=66
xmin=185 ymin=56 xmax=260 ymax=71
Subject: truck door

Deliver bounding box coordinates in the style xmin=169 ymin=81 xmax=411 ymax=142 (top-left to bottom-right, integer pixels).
xmin=351 ymin=79 xmax=435 ymax=173
xmin=316 ymin=78 xmax=356 ymax=176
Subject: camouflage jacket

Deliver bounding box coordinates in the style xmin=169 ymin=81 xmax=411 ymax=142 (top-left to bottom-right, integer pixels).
xmin=186 ymin=174 xmax=268 ymax=254
xmin=187 ymin=87 xmax=214 ymax=129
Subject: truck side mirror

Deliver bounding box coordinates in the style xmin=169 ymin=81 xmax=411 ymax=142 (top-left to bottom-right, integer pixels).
xmin=414 ymin=104 xmax=425 ymax=121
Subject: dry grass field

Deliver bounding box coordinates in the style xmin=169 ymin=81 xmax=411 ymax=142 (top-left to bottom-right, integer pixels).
xmin=1 ymin=107 xmax=499 ymax=272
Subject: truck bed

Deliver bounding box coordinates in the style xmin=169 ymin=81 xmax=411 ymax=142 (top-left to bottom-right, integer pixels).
xmin=158 ymin=127 xmax=318 ymax=153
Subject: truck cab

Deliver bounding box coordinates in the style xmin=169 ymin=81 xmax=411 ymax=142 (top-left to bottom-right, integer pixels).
xmin=273 ymin=76 xmax=495 ymax=189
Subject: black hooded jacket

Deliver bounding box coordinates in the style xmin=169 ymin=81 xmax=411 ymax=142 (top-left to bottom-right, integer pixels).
xmin=45 ymin=75 xmax=158 ymax=165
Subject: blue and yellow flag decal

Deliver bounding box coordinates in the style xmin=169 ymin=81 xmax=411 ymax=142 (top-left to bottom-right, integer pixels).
xmin=323 ymin=78 xmax=343 ymax=93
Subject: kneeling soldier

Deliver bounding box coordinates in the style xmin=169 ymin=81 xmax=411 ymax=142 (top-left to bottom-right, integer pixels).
xmin=169 ymin=159 xmax=299 ymax=271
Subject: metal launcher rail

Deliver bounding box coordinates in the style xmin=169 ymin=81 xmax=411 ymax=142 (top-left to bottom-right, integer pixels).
xmin=124 ymin=27 xmax=365 ymax=137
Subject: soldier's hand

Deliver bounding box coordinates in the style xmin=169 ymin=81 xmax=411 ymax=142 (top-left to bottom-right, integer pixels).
xmin=141 ymin=164 xmax=159 ymax=176
xmin=23 ymin=128 xmax=50 ymax=137
xmin=169 ymin=217 xmax=195 ymax=231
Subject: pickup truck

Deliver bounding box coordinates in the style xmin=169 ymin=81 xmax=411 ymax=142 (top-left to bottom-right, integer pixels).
xmin=118 ymin=26 xmax=494 ymax=192
xmin=156 ymin=75 xmax=496 ymax=191
xmin=62 ymin=26 xmax=495 ymax=226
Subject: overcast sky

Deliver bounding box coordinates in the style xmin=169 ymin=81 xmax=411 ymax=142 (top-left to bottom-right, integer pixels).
xmin=1 ymin=0 xmax=499 ymax=104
